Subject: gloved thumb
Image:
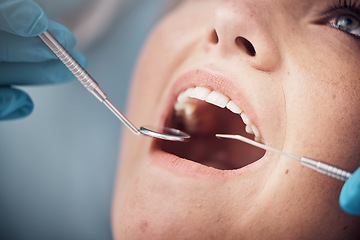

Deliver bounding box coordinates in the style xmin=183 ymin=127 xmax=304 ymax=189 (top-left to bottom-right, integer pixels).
xmin=0 ymin=0 xmax=48 ymax=37
xmin=340 ymin=167 xmax=360 ymax=216
xmin=0 ymin=87 xmax=34 ymax=120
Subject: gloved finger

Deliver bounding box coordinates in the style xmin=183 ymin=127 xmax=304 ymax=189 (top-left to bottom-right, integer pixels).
xmin=0 ymin=0 xmax=48 ymax=37
xmin=0 ymin=19 xmax=77 ymax=62
xmin=0 ymin=86 xmax=33 ymax=120
xmin=340 ymin=167 xmax=360 ymax=216
xmin=0 ymin=50 xmax=87 ymax=85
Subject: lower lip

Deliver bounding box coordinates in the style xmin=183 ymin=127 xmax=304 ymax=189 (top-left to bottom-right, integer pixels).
xmin=149 ymin=146 xmax=269 ymax=179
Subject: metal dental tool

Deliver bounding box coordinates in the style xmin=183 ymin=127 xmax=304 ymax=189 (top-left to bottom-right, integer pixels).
xmin=216 ymin=134 xmax=352 ymax=181
xmin=39 ymin=30 xmax=190 ymax=142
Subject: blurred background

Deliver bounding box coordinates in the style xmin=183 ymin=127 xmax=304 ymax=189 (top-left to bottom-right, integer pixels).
xmin=0 ymin=0 xmax=177 ymax=239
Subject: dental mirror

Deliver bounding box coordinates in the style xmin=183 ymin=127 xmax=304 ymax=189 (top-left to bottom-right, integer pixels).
xmin=139 ymin=126 xmax=190 ymax=142
xmin=103 ymin=95 xmax=190 ymax=142
xmin=39 ymin=30 xmax=190 ymax=142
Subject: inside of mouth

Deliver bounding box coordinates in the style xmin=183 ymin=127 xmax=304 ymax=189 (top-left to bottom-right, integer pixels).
xmin=156 ymin=99 xmax=265 ymax=170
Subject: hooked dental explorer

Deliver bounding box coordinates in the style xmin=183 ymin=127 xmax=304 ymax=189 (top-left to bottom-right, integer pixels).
xmin=39 ymin=30 xmax=190 ymax=142
xmin=216 ymin=134 xmax=352 ymax=181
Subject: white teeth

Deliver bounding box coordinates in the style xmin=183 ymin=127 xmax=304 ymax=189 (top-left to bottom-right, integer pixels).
xmin=174 ymin=101 xmax=198 ymax=131
xmin=245 ymin=125 xmax=253 ymax=134
xmin=174 ymin=86 xmax=263 ymax=142
xmin=240 ymin=112 xmax=250 ymax=125
xmin=251 ymin=125 xmax=260 ymax=137
xmin=205 ymin=91 xmax=229 ymax=108
xmin=191 ymin=86 xmax=211 ymax=100
xmin=184 ymin=103 xmax=196 ymax=116
xmin=184 ymin=104 xmax=198 ymax=132
xmin=174 ymin=101 xmax=185 ymax=111
xmin=177 ymin=91 xmax=189 ymax=103
xmin=226 ymin=101 xmax=242 ymax=114
xmin=255 ymin=136 xmax=263 ymax=144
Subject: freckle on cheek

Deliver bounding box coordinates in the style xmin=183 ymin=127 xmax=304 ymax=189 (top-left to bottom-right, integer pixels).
xmin=285 ymin=169 xmax=289 ymax=174
xmin=140 ymin=221 xmax=149 ymax=233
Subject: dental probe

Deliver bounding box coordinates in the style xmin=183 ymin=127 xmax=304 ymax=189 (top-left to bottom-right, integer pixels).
xmin=39 ymin=30 xmax=190 ymax=142
xmin=216 ymin=134 xmax=352 ymax=181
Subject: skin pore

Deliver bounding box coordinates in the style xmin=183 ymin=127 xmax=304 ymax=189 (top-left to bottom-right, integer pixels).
xmin=112 ymin=0 xmax=360 ymax=239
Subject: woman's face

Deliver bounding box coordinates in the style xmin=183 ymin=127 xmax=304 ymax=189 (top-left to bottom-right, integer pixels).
xmin=112 ymin=0 xmax=360 ymax=239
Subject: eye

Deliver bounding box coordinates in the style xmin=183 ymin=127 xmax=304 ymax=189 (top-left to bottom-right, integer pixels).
xmin=329 ymin=14 xmax=360 ymax=37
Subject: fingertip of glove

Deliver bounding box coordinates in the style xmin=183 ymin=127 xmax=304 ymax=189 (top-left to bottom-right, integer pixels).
xmin=0 ymin=88 xmax=34 ymax=120
xmin=339 ymin=168 xmax=360 ymax=216
xmin=1 ymin=0 xmax=48 ymax=37
xmin=17 ymin=94 xmax=34 ymax=118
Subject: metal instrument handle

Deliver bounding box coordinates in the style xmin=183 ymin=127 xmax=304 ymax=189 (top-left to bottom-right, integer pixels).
xmin=39 ymin=31 xmax=107 ymax=102
xmin=301 ymin=158 xmax=352 ymax=181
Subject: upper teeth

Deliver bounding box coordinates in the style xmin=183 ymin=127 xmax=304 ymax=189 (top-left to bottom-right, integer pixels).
xmin=175 ymin=86 xmax=263 ymax=143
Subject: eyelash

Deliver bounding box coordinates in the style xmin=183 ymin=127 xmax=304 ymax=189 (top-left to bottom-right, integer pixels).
xmin=324 ymin=0 xmax=360 ymax=39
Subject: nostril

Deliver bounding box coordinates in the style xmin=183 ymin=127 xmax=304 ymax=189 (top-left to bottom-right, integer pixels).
xmin=209 ymin=29 xmax=219 ymax=44
xmin=235 ymin=37 xmax=256 ymax=56
xmin=208 ymin=29 xmax=257 ymax=57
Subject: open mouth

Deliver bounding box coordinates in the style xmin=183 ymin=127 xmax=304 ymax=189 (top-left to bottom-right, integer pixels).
xmin=155 ymin=86 xmax=266 ymax=170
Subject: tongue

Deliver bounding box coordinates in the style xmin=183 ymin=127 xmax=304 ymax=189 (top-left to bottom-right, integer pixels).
xmin=160 ymin=100 xmax=265 ymax=170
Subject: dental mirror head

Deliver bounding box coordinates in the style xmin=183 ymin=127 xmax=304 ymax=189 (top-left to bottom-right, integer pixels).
xmin=139 ymin=126 xmax=190 ymax=142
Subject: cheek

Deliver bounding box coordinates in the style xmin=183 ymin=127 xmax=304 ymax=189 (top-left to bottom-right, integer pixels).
xmin=283 ymin=61 xmax=360 ymax=169
xmin=280 ymin=23 xmax=360 ymax=167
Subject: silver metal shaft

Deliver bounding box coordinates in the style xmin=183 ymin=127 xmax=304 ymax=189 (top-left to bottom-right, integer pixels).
xmin=39 ymin=30 xmax=140 ymax=135
xmin=103 ymin=99 xmax=140 ymax=135
xmin=216 ymin=134 xmax=301 ymax=161
xmin=300 ymin=158 xmax=352 ymax=181
xmin=216 ymin=134 xmax=352 ymax=181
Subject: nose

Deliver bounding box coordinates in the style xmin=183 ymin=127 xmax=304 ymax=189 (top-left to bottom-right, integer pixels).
xmin=206 ymin=1 xmax=281 ymax=72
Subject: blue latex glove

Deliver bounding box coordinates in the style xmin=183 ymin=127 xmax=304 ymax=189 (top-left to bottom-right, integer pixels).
xmin=0 ymin=0 xmax=87 ymax=120
xmin=340 ymin=167 xmax=360 ymax=216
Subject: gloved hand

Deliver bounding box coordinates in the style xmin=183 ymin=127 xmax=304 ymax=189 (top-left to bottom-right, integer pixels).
xmin=340 ymin=167 xmax=360 ymax=216
xmin=0 ymin=0 xmax=86 ymax=120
